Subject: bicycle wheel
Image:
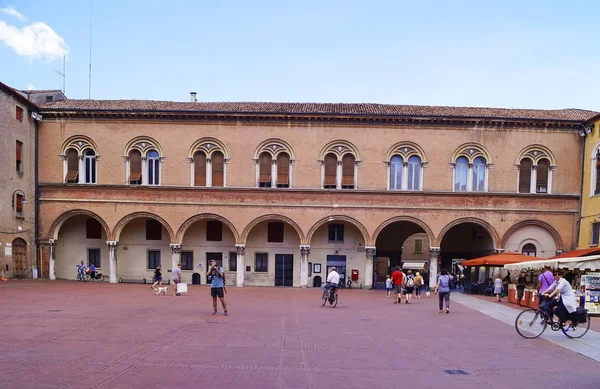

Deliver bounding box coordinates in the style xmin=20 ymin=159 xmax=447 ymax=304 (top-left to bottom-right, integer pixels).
xmin=331 ymin=292 xmax=338 ymax=308
xmin=562 ymin=315 xmax=591 ymax=339
xmin=322 ymin=290 xmax=327 ymax=306
xmin=515 ymin=309 xmax=547 ymax=339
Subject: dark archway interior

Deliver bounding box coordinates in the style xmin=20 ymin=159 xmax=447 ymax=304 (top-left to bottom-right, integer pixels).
xmin=440 ymin=223 xmax=494 ymax=272
xmin=375 ymin=221 xmax=426 ymax=283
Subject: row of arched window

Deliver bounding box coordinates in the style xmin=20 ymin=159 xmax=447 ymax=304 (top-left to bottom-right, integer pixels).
xmin=60 ymin=136 xmax=557 ymax=194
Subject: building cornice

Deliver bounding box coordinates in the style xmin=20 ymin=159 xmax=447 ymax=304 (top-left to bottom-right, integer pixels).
xmin=38 ymin=110 xmax=585 ymax=131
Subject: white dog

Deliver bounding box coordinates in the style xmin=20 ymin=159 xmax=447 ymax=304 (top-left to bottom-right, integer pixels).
xmin=153 ymin=286 xmax=169 ymax=296
xmin=425 ymin=291 xmax=431 ymax=298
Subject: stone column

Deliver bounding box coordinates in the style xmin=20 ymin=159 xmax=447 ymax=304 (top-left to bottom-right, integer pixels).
xmin=107 ymin=241 xmax=118 ymax=283
xmin=429 ymin=247 xmax=440 ymax=289
xmin=141 ymin=156 xmax=148 ymax=185
xmin=300 ymin=245 xmax=310 ymax=288
xmin=78 ymin=155 xmax=84 ymax=184
xmin=206 ymin=158 xmax=212 ymax=187
xmin=530 ymin=165 xmax=537 ymax=193
xmin=365 ymin=246 xmax=376 ymax=289
xmin=235 ymin=244 xmax=245 ymax=287
xmin=271 ymin=159 xmax=277 ymax=188
xmin=336 ymin=160 xmax=342 ymax=189
xmin=49 ymin=239 xmax=56 ymax=280
xmin=170 ymin=244 xmax=181 ymax=282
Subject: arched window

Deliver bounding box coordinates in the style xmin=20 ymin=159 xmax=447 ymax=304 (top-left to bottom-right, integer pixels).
xmin=194 ymin=151 xmax=207 ymax=186
xmin=212 ymin=151 xmax=224 ymax=187
xmin=147 ymin=150 xmax=160 ymax=185
xmin=390 ymin=156 xmax=403 ymax=190
xmin=253 ymin=139 xmax=295 ymax=189
xmin=519 ymin=158 xmax=532 ymax=193
xmin=324 ymin=154 xmax=337 ymax=189
xmin=454 ymin=157 xmax=468 ymax=191
xmin=596 ymin=149 xmax=600 ymax=196
xmin=276 ymin=152 xmax=290 ymax=188
xmin=472 ymin=157 xmax=486 ymax=192
xmin=83 ymin=149 xmax=96 ymax=184
xmin=341 ymin=154 xmax=355 ymax=189
xmin=522 ymin=243 xmax=537 ymax=257
xmin=259 ymin=152 xmax=272 ymax=188
xmin=65 ymin=148 xmax=79 ymax=183
xmin=407 ymin=156 xmax=421 ymax=190
xmin=536 ymin=159 xmax=549 ymax=193
xmin=516 ymin=145 xmax=555 ymax=195
xmin=128 ymin=150 xmax=142 ymax=185
xmin=61 ymin=135 xmax=100 ymax=184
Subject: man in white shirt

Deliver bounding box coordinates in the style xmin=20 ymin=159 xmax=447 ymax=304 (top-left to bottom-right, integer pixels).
xmin=323 ymin=266 xmax=340 ymax=297
xmin=543 ymin=269 xmax=578 ymax=323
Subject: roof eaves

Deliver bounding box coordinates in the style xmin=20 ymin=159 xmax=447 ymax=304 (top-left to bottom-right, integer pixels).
xmin=0 ymin=81 xmax=40 ymax=110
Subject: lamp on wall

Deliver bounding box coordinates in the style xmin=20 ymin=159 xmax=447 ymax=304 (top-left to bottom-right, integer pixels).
xmin=579 ymin=128 xmax=587 ymax=137
xmin=585 ymin=126 xmax=593 ymax=135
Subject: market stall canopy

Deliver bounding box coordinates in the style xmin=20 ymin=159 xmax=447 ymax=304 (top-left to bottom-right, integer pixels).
xmin=461 ymin=252 xmax=543 ymax=267
xmin=402 ymin=261 xmax=425 ymax=270
xmin=550 ymin=248 xmax=600 ymax=259
xmin=504 ymin=255 xmax=600 ymax=271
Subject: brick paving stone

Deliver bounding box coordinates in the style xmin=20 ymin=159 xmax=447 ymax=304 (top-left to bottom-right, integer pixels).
xmin=0 ymin=281 xmax=598 ymax=389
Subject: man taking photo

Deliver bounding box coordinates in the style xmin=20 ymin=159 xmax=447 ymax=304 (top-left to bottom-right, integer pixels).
xmin=207 ymin=259 xmax=228 ymax=316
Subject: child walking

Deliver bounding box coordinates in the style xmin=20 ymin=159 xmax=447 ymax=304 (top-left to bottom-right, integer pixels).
xmin=385 ymin=275 xmax=392 ymax=298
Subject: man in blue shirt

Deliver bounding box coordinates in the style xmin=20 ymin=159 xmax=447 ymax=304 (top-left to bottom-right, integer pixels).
xmin=89 ymin=263 xmax=96 ymax=279
xmin=207 ymin=259 xmax=228 ymax=316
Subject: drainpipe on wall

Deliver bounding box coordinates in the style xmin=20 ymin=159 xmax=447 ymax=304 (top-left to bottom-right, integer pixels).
xmin=33 ymin=114 xmax=40 ymax=277
xmin=576 ymin=128 xmax=587 ymax=250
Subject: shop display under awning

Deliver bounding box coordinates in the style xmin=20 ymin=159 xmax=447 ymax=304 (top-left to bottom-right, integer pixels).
xmin=402 ymin=261 xmax=425 ymax=270
xmin=504 ymin=255 xmax=600 ymax=271
xmin=461 ymin=252 xmax=543 ymax=267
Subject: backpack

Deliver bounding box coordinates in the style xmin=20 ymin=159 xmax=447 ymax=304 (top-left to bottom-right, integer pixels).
xmin=406 ymin=275 xmax=414 ymax=287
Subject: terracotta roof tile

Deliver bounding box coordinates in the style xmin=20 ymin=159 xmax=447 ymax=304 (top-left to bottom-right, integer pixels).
xmin=40 ymin=99 xmax=599 ymax=122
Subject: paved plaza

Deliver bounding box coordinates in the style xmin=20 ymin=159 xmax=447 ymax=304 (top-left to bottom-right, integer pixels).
xmin=0 ymin=281 xmax=599 ymax=389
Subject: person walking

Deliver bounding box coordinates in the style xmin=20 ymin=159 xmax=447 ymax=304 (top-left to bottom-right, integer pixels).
xmin=414 ymin=272 xmax=424 ymax=299
xmin=434 ymin=269 xmax=453 ymax=314
xmin=494 ymin=274 xmax=503 ymax=302
xmin=391 ymin=266 xmax=404 ymax=304
xmin=385 ymin=275 xmax=392 ymax=298
xmin=151 ymin=265 xmax=162 ymax=289
xmin=77 ymin=261 xmax=86 ymax=281
xmin=516 ymin=272 xmax=527 ymax=307
xmin=207 ymin=259 xmax=227 ymax=316
xmin=172 ymin=263 xmax=182 ymax=296
xmin=404 ymin=270 xmax=415 ymax=304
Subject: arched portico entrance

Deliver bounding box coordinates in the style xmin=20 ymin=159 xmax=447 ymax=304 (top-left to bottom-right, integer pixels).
xmin=50 ymin=212 xmax=111 ymax=281
xmin=439 ymin=219 xmax=497 ymax=281
xmin=242 ymin=215 xmax=304 ymax=287
xmin=177 ymin=214 xmax=239 ymax=286
xmin=307 ymin=216 xmax=368 ymax=289
xmin=373 ymin=217 xmax=434 ymax=288
xmin=114 ymin=212 xmax=175 ymax=284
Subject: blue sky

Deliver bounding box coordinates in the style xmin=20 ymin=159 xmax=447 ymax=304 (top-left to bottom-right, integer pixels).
xmin=0 ymin=0 xmax=599 ymax=110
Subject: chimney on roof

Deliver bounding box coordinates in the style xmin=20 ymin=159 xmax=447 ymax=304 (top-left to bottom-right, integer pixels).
xmin=190 ymin=92 xmax=197 ymax=103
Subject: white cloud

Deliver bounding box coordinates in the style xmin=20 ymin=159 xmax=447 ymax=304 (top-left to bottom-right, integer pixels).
xmin=27 ymin=83 xmax=35 ymax=90
xmin=0 ymin=20 xmax=67 ymax=60
xmin=1 ymin=6 xmax=26 ymax=21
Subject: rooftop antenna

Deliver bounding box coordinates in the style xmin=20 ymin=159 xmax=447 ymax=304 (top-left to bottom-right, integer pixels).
xmin=88 ymin=0 xmax=92 ymax=99
xmin=54 ymin=55 xmax=66 ymax=93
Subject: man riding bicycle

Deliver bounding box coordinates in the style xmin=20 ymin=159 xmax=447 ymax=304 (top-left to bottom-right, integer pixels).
xmin=323 ymin=266 xmax=340 ymax=298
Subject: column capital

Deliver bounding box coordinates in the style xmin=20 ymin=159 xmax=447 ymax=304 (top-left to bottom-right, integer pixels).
xmin=236 ymin=244 xmax=245 ymax=255
xmin=494 ymin=248 xmax=505 ymax=254
xmin=337 ymin=160 xmax=343 ymax=166
xmin=170 ymin=243 xmax=181 ymax=253
xmin=365 ymin=246 xmax=376 ymax=256
xmin=300 ymin=245 xmax=310 ymax=254
xmin=555 ymin=250 xmax=563 ymax=256
xmin=106 ymin=241 xmax=118 ymax=246
xmin=185 ymin=157 xmax=194 ymax=163
xmin=429 ymin=247 xmax=440 ymax=253
xmin=48 ymin=239 xmax=57 ymax=246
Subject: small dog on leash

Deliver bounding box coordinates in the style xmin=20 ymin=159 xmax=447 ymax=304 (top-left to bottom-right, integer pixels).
xmin=425 ymin=291 xmax=431 ymax=298
xmin=153 ymin=286 xmax=169 ymax=295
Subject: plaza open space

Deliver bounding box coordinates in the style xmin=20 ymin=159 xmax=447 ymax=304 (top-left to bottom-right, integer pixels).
xmin=0 ymin=281 xmax=598 ymax=389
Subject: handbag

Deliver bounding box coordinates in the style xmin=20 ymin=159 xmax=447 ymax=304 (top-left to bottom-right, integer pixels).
xmin=176 ymin=283 xmax=188 ymax=294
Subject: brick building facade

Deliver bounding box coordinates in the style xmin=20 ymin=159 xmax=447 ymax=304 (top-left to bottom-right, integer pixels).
xmin=31 ymin=98 xmax=596 ymax=288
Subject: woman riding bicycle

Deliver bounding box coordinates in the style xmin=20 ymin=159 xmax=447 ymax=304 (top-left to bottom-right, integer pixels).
xmin=542 ymin=269 xmax=578 ymax=324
